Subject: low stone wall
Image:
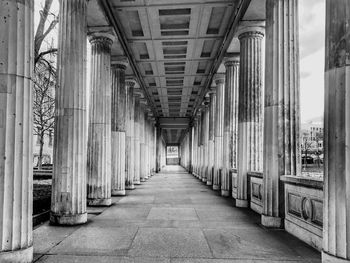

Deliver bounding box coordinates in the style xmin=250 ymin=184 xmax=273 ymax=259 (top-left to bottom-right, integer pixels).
xmin=248 ymin=172 xmax=263 ymax=214
xmin=281 ymin=175 xmax=323 ymax=251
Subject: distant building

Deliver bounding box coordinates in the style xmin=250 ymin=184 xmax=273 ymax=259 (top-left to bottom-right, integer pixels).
xmin=301 ymin=117 xmax=323 ymax=150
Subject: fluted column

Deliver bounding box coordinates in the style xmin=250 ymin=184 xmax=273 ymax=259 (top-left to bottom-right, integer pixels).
xmin=188 ymin=124 xmax=193 ymax=173
xmin=202 ymin=100 xmax=210 ymax=183
xmin=199 ymin=109 xmax=205 ymax=180
xmin=111 ymin=58 xmax=128 ymax=196
xmin=133 ymin=94 xmax=141 ymax=184
xmin=236 ymin=27 xmax=264 ymax=207
xmin=222 ymin=56 xmax=240 ymax=197
xmin=213 ymin=74 xmax=225 ymax=190
xmin=262 ymin=0 xmax=300 ymax=227
xmin=322 ymin=1 xmax=350 ymax=261
xmin=0 ymin=1 xmax=33 ymax=261
xmin=140 ymin=101 xmax=147 ymax=182
xmin=51 ymin=0 xmax=88 ymax=225
xmin=156 ymin=124 xmax=162 ymax=172
xmin=125 ymin=79 xmax=136 ymax=190
xmin=207 ymin=89 xmax=216 ymax=186
xmin=87 ymin=33 xmax=114 ymax=207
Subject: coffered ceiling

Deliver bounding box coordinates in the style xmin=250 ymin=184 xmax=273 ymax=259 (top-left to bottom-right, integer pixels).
xmin=91 ymin=0 xmax=264 ymax=144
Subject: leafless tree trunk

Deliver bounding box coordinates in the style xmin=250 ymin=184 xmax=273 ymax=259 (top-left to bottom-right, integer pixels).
xmin=33 ymin=0 xmax=58 ymax=169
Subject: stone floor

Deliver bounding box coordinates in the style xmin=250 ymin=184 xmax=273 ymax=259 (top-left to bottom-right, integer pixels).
xmin=33 ymin=166 xmax=321 ymax=262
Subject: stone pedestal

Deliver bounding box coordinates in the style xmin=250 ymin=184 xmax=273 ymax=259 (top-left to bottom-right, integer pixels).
xmin=87 ymin=33 xmax=114 ymax=207
xmin=213 ymin=74 xmax=225 ymax=191
xmin=222 ymin=56 xmax=240 ymax=197
xmin=133 ymin=95 xmax=141 ymax=184
xmin=125 ymin=79 xmax=136 ymax=190
xmin=207 ymin=90 xmax=216 ymax=186
xmin=236 ymin=27 xmax=264 ymax=207
xmin=322 ymin=1 xmax=350 ymax=261
xmin=0 ymin=1 xmax=34 ymax=261
xmin=262 ymin=0 xmax=300 ymax=227
xmin=51 ymin=0 xmax=88 ymax=225
xmin=111 ymin=58 xmax=128 ymax=196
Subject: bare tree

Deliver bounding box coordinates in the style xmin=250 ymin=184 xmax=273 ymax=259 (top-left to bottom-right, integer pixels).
xmin=33 ymin=0 xmax=58 ymax=168
xmin=302 ymin=131 xmax=313 ymax=169
xmin=33 ymin=61 xmax=56 ymax=169
xmin=35 ymin=0 xmax=58 ymax=64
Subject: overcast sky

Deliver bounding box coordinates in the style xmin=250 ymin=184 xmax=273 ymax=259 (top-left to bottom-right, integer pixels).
xmin=35 ymin=0 xmax=325 ymax=123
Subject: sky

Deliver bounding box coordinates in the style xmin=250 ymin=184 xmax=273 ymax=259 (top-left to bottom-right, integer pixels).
xmin=34 ymin=0 xmax=325 ymax=123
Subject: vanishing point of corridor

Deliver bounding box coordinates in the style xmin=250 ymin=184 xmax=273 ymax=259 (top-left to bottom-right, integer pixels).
xmin=33 ymin=166 xmax=320 ymax=262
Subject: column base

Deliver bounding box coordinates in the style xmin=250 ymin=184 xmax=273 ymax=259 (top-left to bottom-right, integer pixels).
xmin=50 ymin=212 xmax=87 ymax=225
xmin=322 ymin=251 xmax=350 ymax=262
xmin=141 ymin=178 xmax=146 ymax=182
xmin=87 ymin=198 xmax=112 ymax=207
xmin=206 ymin=180 xmax=212 ymax=186
xmin=213 ymin=185 xmax=220 ymax=190
xmin=221 ymin=189 xmax=230 ymax=197
xmin=112 ymin=189 xmax=125 ymax=196
xmin=125 ymin=185 xmax=135 ymax=190
xmin=134 ymin=181 xmax=141 ymax=185
xmin=0 ymin=246 xmax=33 ymax=263
xmin=235 ymin=199 xmax=248 ymax=208
xmin=202 ymin=178 xmax=207 ymax=183
xmin=261 ymin=214 xmax=282 ymax=228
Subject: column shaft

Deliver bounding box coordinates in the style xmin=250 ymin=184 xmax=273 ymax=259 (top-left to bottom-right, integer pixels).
xmin=262 ymin=0 xmax=300 ymax=227
xmin=125 ymin=80 xmax=135 ymax=190
xmin=322 ymin=1 xmax=350 ymax=261
xmin=207 ymin=91 xmax=216 ymax=185
xmin=213 ymin=75 xmax=225 ymax=190
xmin=51 ymin=0 xmax=88 ymax=225
xmin=87 ymin=34 xmax=113 ymax=207
xmin=236 ymin=29 xmax=264 ymax=207
xmin=111 ymin=60 xmax=127 ymax=196
xmin=133 ymin=95 xmax=141 ymax=184
xmin=222 ymin=57 xmax=240 ymax=197
xmin=0 ymin=1 xmax=34 ymax=261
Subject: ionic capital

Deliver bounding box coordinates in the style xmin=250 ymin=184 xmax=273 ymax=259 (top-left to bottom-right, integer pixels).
xmin=126 ymin=77 xmax=138 ymax=88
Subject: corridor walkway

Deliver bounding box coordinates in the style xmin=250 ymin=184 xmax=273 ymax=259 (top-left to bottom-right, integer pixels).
xmin=33 ymin=166 xmax=321 ymax=262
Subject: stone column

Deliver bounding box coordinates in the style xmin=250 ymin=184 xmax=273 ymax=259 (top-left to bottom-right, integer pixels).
xmin=125 ymin=79 xmax=136 ymax=190
xmin=133 ymin=94 xmax=141 ymax=184
xmin=0 ymin=1 xmax=34 ymax=261
xmin=262 ymin=0 xmax=301 ymax=227
xmin=140 ymin=101 xmax=147 ymax=182
xmin=322 ymin=1 xmax=350 ymax=261
xmin=222 ymin=55 xmax=240 ymax=197
xmin=202 ymin=99 xmax=210 ymax=183
xmin=236 ymin=27 xmax=264 ymax=207
xmin=156 ymin=124 xmax=162 ymax=172
xmin=213 ymin=74 xmax=225 ymax=190
xmin=51 ymin=0 xmax=88 ymax=225
xmin=111 ymin=58 xmax=128 ymax=196
xmin=207 ymin=89 xmax=216 ymax=186
xmin=188 ymin=124 xmax=193 ymax=173
xmin=199 ymin=109 xmax=205 ymax=180
xmin=87 ymin=32 xmax=114 ymax=207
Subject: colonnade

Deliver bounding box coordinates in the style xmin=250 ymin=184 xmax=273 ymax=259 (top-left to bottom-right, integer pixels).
xmin=0 ymin=1 xmax=163 ymax=261
xmin=180 ymin=0 xmax=350 ymax=262
xmin=0 ymin=0 xmax=349 ymax=262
